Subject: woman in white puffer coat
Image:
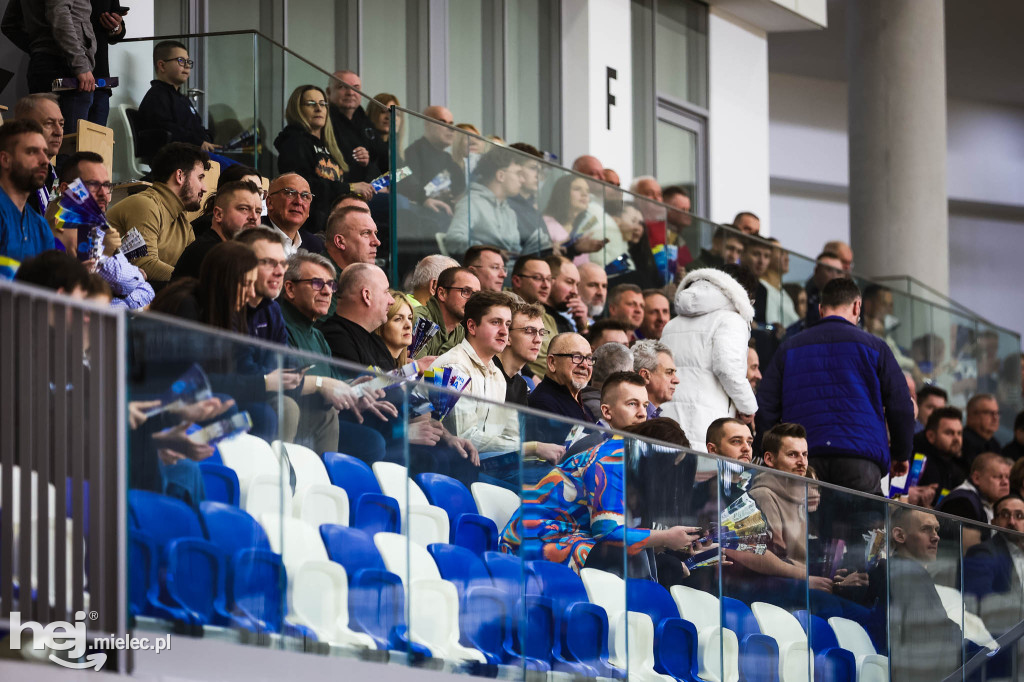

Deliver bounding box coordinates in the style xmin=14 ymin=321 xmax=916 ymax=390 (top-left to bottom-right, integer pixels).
xmin=660 ymin=266 xmax=759 ymax=452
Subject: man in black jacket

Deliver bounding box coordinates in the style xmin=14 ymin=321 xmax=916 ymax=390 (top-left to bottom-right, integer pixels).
xmin=326 ymin=70 xmax=381 ymax=184
xmin=137 ymin=41 xmax=218 ymax=154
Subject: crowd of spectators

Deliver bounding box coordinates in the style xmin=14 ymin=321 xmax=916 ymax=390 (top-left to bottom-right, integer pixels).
xmin=4 ymin=31 xmax=1024 ymax=676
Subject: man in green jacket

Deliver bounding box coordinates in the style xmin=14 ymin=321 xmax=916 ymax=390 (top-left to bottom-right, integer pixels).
xmin=414 ymin=266 xmax=480 ymax=359
xmin=106 ymin=142 xmax=209 ymax=288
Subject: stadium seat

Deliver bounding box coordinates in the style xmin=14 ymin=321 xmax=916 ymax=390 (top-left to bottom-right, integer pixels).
xmin=792 ymin=612 xmax=857 ymax=682
xmin=129 ymin=529 xmax=172 ymax=620
xmin=750 ymin=601 xmax=813 ymax=682
xmin=670 ymin=585 xmax=740 ymax=682
xmin=373 ymin=532 xmax=487 ymax=664
xmin=216 ymin=433 xmax=283 ymax=498
xmin=229 ymin=547 xmax=314 ymax=639
xmin=128 ymin=490 xmax=205 ymax=550
xmin=259 ymin=514 xmax=328 ymax=573
xmin=415 ymin=473 xmax=498 ymax=554
xmin=527 ymin=560 xmax=617 ymax=677
xmin=272 ymin=440 xmax=330 ymax=493
xmin=370 ymin=462 xmax=450 ymax=543
xmin=934 ymin=584 xmax=997 ymax=649
xmin=470 ymin=482 xmax=520 ymax=533
xmin=580 ymin=567 xmax=673 ymax=681
xmin=289 ymin=559 xmax=376 ymax=649
xmin=323 ymin=452 xmax=400 ymax=532
xmin=627 ymin=579 xmax=702 ymax=681
xmin=407 ymin=505 xmax=449 ymax=547
xmin=720 ymin=597 xmax=780 ymax=682
xmin=198 ymin=502 xmax=271 ymax=555
xmin=199 ymin=462 xmax=240 ymax=507
xmin=244 ymin=474 xmax=292 ymax=521
xmin=827 ymin=617 xmax=889 ymax=682
xmin=163 ymin=537 xmax=232 ymax=626
xmin=294 ymin=485 xmax=350 ymax=529
xmin=319 ymin=524 xmax=386 ymax=578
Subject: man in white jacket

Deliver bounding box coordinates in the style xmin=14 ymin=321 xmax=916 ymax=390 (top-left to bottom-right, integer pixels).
xmin=660 ymin=265 xmax=759 ymax=451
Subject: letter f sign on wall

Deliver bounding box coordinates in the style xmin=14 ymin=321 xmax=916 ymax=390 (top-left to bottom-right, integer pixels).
xmin=606 ymin=67 xmax=617 ymax=130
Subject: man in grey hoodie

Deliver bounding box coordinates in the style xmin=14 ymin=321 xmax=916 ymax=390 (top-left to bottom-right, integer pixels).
xmin=444 ymin=147 xmax=522 ymax=260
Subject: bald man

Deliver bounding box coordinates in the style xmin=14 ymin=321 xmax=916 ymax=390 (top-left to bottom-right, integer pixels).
xmin=317 ymin=262 xmax=396 ymax=368
xmin=398 ymin=105 xmax=465 ymax=214
xmin=326 ymin=69 xmax=381 ymax=182
xmin=823 ymin=240 xmax=853 ymax=273
xmin=263 ymin=173 xmax=325 ymax=256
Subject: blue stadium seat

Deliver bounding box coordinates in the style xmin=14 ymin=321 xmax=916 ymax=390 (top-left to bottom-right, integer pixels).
xmin=128 ymin=530 xmax=176 ymax=620
xmin=319 ymin=524 xmax=386 ymax=579
xmin=163 ymin=537 xmax=232 ymax=627
xmin=793 ymin=612 xmax=857 ymax=682
xmin=416 ymin=472 xmax=498 ymax=554
xmin=323 ymin=451 xmax=400 ymax=533
xmin=721 ymin=596 xmax=781 ymax=682
xmin=626 ymin=578 xmax=702 ymax=682
xmin=482 ymin=552 xmax=552 ymax=671
xmin=527 ymin=560 xmax=617 ymax=678
xmin=199 ymin=463 xmax=240 ymax=507
xmin=128 ymin=490 xmax=205 ymax=552
xmin=229 ymin=547 xmax=315 ymax=639
xmin=198 ymin=502 xmax=270 ymax=555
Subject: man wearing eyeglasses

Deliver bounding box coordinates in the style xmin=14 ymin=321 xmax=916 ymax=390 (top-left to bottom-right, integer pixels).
xmin=510 ymin=255 xmax=559 ymax=379
xmin=964 ymin=494 xmax=1024 ymax=651
xmin=496 ymin=300 xmax=547 ymax=406
xmin=262 ymin=173 xmax=325 ymax=257
xmin=172 ymin=180 xmax=261 ymax=281
xmin=527 ymin=332 xmax=598 ymax=434
xmin=137 ymin=40 xmax=219 ymax=153
xmin=414 ymin=266 xmax=480 ymax=358
xmin=45 ymin=150 xmax=110 ymax=252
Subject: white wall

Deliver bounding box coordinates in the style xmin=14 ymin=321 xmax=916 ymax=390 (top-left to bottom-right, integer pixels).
xmin=561 ymin=0 xmax=633 ymax=179
xmin=768 ymin=71 xmax=1024 ymax=339
xmin=708 ymin=8 xmax=771 ymax=234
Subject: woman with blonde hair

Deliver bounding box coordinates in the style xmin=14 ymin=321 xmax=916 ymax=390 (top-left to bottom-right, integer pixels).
xmin=452 ymin=122 xmax=486 ymax=185
xmin=374 ymin=290 xmax=437 ymax=371
xmin=274 ymin=84 xmax=375 ymax=232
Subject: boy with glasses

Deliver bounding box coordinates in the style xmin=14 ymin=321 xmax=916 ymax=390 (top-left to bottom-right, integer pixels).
xmin=510 ymin=255 xmax=559 ymax=379
xmin=496 ymin=299 xmax=548 ymax=405
xmin=415 ymin=266 xmax=480 ymax=358
xmin=137 ymin=40 xmax=220 ymax=153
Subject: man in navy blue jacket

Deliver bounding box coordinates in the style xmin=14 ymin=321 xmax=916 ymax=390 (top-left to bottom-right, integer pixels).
xmin=756 ymin=277 xmax=915 ymax=494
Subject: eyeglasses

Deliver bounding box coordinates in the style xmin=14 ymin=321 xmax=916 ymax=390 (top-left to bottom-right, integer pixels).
xmin=302 ymin=100 xmax=328 ymax=109
xmin=518 ymin=273 xmax=553 ymax=285
xmin=551 ymin=353 xmax=594 ymax=365
xmin=269 ymin=187 xmax=315 ymax=203
xmin=81 ymin=180 xmax=114 ymax=193
xmin=996 ymin=510 xmax=1024 ymax=522
xmin=510 ymin=326 xmax=550 ymax=338
xmin=163 ymin=57 xmax=194 ymax=68
xmin=257 ymin=257 xmax=287 ymax=270
xmin=293 ymin=277 xmax=337 ymax=293
xmin=472 ymin=263 xmax=507 ymax=274
xmin=440 ymin=286 xmax=477 ymax=299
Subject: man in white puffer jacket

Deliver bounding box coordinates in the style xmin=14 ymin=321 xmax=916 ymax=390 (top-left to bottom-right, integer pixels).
xmin=660 ymin=266 xmax=759 ymax=452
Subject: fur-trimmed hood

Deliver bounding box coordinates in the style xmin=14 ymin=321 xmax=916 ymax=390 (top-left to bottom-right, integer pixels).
xmin=674 ymin=268 xmax=755 ymax=323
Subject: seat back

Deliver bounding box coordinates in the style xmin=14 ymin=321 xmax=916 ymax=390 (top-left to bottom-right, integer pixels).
xmin=1 ymin=465 xmax=56 ymax=524
xmin=374 ymin=531 xmax=440 ymax=583
xmin=349 ymin=568 xmax=406 ymax=648
xmin=294 ymin=485 xmax=349 ymax=529
xmin=580 ymin=567 xmax=627 ymax=618
xmin=794 ymin=610 xmax=840 ymax=653
xmin=415 ymin=472 xmax=478 ymax=522
xmin=721 ymin=596 xmax=760 ymax=638
xmin=372 ymin=462 xmax=430 ymax=511
xmin=527 ymin=559 xmax=591 ymax=611
xmin=244 ymin=473 xmax=292 ymax=519
xmin=323 ymin=452 xmax=382 ymax=516
xmin=319 ymin=524 xmax=386 ymax=579
xmin=751 ymin=601 xmax=808 ymax=645
xmin=217 ymin=434 xmax=282 ymax=492
xmin=260 ymin=514 xmax=328 ymax=573
xmin=470 ymin=482 xmax=520 ymax=532
xmin=128 ymin=531 xmax=159 ymax=617
xmin=827 ymin=616 xmax=877 ymax=656
xmin=128 ymin=490 xmax=204 ymax=549
xmin=231 ymin=548 xmax=288 ymax=633
xmin=165 ymin=537 xmax=228 ymax=626
xmin=670 ymin=584 xmax=722 ymax=632
xmin=273 ymin=441 xmax=330 ymax=494
xmin=627 ymin=578 xmax=681 ymax=625
xmin=199 ymin=462 xmax=241 ymax=507
xmin=427 ymin=543 xmax=493 ymax=603
xmin=483 ymin=551 xmax=540 ymax=599
xmin=408 ymin=505 xmax=449 ymax=547
xmin=352 ymin=494 xmax=401 ymax=535
xmin=199 ymin=501 xmax=271 ymax=555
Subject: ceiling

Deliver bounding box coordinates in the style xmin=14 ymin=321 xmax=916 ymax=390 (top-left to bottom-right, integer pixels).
xmin=768 ymin=0 xmax=1024 ymax=107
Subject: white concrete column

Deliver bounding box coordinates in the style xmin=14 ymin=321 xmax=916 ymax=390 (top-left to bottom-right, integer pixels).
xmin=847 ymin=0 xmax=949 ymax=293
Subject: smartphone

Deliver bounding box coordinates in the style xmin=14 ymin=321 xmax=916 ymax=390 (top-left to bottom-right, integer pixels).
xmin=117 ymin=6 xmax=130 ymax=15
xmin=285 ymin=363 xmax=315 ymax=374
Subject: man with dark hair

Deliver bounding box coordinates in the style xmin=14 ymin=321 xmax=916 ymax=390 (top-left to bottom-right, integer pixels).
xmin=444 ymin=147 xmax=523 ymax=258
xmin=756 ymin=277 xmax=915 ymax=494
xmin=510 ymin=255 xmax=557 ymax=378
xmin=106 ymin=143 xmax=211 ymax=286
xmin=690 ymin=225 xmax=744 ymax=271
xmin=747 ymin=340 xmax=762 ymax=393
xmin=963 ymin=393 xmax=1003 ymax=466
xmin=937 ymin=452 xmax=1011 ymax=549
xmin=606 ymin=283 xmax=645 ymax=333
xmin=497 ymin=299 xmax=546 ymax=405
xmin=585 ymin=318 xmax=632 ymax=350
xmin=917 ymin=384 xmax=948 ymax=433
xmin=415 ymin=266 xmax=480 ymax=358
xmin=916 ymin=406 xmax=968 ymax=499
xmin=802 ymin=250 xmax=846 ymax=326
xmin=741 ymin=236 xmax=775 ymax=326
xmin=46 ymin=150 xmax=108 ymax=252
xmin=137 ymin=40 xmax=218 ymax=152
xmin=263 ymin=173 xmax=326 ymax=257
xmin=172 ymin=181 xmax=261 ymax=281
xmin=235 ymin=228 xmax=289 ymax=348
xmin=326 ymin=70 xmax=381 ymax=182
xmin=637 ymin=289 xmax=670 ymax=340
xmin=1003 ymin=411 xmax=1024 ymax=462
xmin=507 ymin=143 xmax=552 ymax=256
xmin=464 ymin=245 xmax=507 ymax=293
xmin=0 ymin=120 xmax=54 ymax=267
xmin=12 ymin=93 xmax=63 ymax=215
xmin=706 ymin=417 xmax=753 ymax=463
xmin=545 ymin=254 xmax=588 ymax=334
xmin=663 ymin=185 xmax=692 ymax=241
xmin=732 ymin=211 xmax=760 ymax=235
xmin=14 ymin=249 xmax=89 ymax=295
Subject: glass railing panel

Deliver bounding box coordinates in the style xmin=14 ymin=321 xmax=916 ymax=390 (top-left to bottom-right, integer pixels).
xmin=885 ymin=506 xmax=967 ymax=681
xmin=979 ymin=322 xmax=1022 ymax=446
